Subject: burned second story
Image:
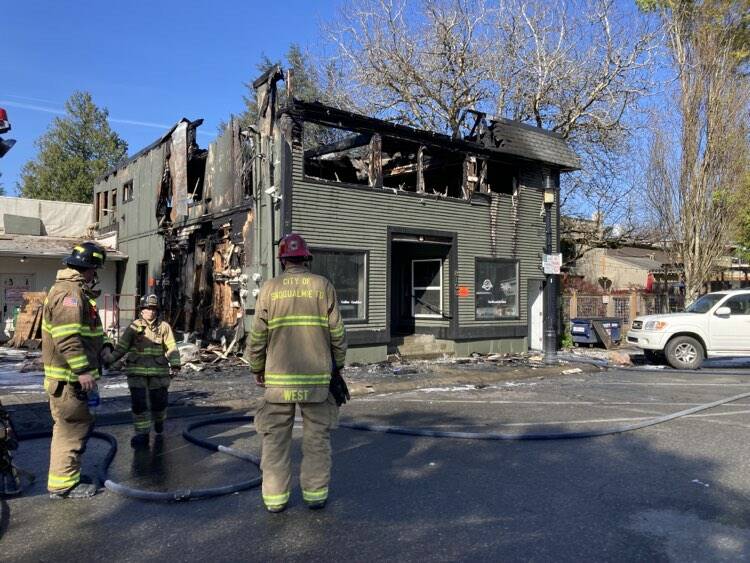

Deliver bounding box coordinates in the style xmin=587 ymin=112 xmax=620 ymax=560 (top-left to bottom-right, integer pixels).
xmin=92 ymin=67 xmax=580 ymax=361
xmin=93 ymin=116 xmax=253 ymax=240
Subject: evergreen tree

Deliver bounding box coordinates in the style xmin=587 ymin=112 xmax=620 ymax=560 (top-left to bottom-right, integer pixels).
xmin=219 ymin=43 xmax=334 ymax=134
xmin=19 ymin=91 xmax=127 ymax=203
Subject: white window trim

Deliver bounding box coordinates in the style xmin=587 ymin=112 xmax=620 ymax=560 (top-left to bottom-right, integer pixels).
xmin=412 ymin=258 xmax=443 ymax=318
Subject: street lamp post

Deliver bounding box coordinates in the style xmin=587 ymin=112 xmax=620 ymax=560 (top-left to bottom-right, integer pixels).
xmin=543 ymin=176 xmax=558 ymax=365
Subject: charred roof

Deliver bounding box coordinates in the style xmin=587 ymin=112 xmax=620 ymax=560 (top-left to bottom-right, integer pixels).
xmin=282 ymin=99 xmax=580 ymax=171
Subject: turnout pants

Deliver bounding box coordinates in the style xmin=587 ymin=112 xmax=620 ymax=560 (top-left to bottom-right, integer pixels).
xmin=128 ymin=376 xmax=170 ymax=434
xmin=46 ymin=379 xmax=94 ymax=492
xmin=255 ymin=394 xmax=339 ymax=509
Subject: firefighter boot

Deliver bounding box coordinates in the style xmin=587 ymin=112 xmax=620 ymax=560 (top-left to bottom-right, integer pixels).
xmin=307 ymin=499 xmax=326 ymax=510
xmin=49 ymin=482 xmax=98 ymax=500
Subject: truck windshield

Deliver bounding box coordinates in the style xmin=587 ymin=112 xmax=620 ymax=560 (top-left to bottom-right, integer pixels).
xmin=685 ymin=293 xmax=726 ymax=313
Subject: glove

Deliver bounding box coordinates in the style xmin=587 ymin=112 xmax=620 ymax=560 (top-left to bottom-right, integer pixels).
xmin=100 ymin=343 xmax=114 ymax=366
xmin=329 ymin=368 xmax=350 ymax=406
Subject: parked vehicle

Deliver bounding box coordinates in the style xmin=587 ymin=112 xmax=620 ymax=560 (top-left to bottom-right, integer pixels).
xmin=626 ymin=290 xmax=750 ymax=369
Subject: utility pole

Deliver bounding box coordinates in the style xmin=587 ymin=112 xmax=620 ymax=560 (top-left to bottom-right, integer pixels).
xmin=543 ymin=174 xmax=558 ymax=365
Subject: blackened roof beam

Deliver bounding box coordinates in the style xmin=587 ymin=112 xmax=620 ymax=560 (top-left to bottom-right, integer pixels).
xmin=283 ymin=99 xmax=580 ymax=171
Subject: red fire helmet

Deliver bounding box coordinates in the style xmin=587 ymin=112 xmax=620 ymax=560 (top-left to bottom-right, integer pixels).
xmin=278 ymin=233 xmax=312 ymax=260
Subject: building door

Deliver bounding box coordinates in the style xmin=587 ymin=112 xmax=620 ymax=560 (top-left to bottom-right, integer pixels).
xmin=528 ymin=279 xmax=544 ymax=351
xmin=390 ymin=232 xmax=453 ymax=337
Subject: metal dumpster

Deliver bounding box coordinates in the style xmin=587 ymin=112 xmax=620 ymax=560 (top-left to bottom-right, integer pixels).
xmin=570 ymin=317 xmax=622 ymax=347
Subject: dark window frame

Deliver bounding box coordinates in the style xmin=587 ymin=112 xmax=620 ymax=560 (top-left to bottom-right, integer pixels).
xmin=309 ymin=246 xmax=369 ymax=324
xmin=136 ymin=261 xmax=149 ymax=302
xmin=122 ymin=180 xmax=134 ymax=203
xmin=474 ymin=257 xmax=521 ymax=321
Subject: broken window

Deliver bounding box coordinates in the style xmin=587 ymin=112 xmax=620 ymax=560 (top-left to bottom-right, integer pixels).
xmin=136 ymin=262 xmax=149 ymax=301
xmin=187 ymin=132 xmax=208 ymax=203
xmin=380 ymin=138 xmax=464 ymax=198
xmin=310 ymin=249 xmax=367 ymax=322
xmin=418 ymin=145 xmax=465 ymax=199
xmin=303 ymin=123 xmax=372 ymax=186
xmin=95 ymin=191 xmax=103 ymax=222
xmin=486 ymin=161 xmax=516 ymax=194
xmin=475 ymin=258 xmax=519 ymax=319
xmin=123 ymin=180 xmax=134 ymax=203
xmin=381 ymin=137 xmax=420 ymax=193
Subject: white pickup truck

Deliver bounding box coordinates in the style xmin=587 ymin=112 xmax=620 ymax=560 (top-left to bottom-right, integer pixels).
xmin=626 ymin=289 xmax=750 ymax=369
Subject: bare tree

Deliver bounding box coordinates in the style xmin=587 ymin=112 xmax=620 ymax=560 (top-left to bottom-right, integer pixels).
xmin=325 ymin=0 xmax=660 ymax=252
xmin=325 ymin=0 xmax=495 ymax=134
xmin=646 ymin=2 xmax=750 ymax=299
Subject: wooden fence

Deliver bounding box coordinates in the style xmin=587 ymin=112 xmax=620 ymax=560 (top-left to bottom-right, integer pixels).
xmin=563 ymin=291 xmax=685 ymax=333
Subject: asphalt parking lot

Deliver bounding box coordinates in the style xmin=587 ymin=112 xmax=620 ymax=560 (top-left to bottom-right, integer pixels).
xmin=4 ymin=365 xmax=750 ymax=561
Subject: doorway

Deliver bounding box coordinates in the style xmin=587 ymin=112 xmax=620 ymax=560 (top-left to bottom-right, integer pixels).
xmin=528 ymin=279 xmax=544 ymax=351
xmin=390 ymin=232 xmax=453 ymax=337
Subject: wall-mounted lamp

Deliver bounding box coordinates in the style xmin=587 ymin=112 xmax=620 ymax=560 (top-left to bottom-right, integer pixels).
xmin=19 ymin=256 xmax=26 ymax=263
xmin=544 ymin=172 xmax=556 ymax=204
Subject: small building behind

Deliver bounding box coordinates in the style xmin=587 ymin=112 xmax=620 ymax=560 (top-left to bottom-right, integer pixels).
xmin=0 ymin=196 xmax=125 ymax=339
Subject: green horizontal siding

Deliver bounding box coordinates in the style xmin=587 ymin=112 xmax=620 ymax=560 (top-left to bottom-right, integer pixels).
xmin=290 ymin=148 xmax=557 ymax=333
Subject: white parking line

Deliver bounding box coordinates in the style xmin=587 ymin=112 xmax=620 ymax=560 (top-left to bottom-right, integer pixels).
xmin=589 ymin=382 xmax=750 ymax=387
xmin=358 ymin=398 xmax=750 ymax=407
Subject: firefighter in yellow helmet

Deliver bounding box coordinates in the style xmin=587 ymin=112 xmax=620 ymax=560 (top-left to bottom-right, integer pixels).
xmin=42 ymin=241 xmax=107 ymax=499
xmin=104 ymin=294 xmax=180 ymax=448
xmin=249 ymin=233 xmax=348 ymax=513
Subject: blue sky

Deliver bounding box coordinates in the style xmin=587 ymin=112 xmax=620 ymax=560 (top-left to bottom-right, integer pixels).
xmin=1 ymin=0 xmax=334 ymax=194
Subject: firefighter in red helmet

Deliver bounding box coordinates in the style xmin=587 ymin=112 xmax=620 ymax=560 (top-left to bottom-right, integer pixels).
xmin=249 ymin=233 xmax=348 ymax=513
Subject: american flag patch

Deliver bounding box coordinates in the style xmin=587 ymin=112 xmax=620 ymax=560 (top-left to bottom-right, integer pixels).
xmin=63 ymin=297 xmax=79 ymax=307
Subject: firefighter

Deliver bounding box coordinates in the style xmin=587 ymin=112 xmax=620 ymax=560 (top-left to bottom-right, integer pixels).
xmin=42 ymin=241 xmax=107 ymax=499
xmin=249 ymin=233 xmax=348 ymax=513
xmin=104 ymin=294 xmax=180 ymax=448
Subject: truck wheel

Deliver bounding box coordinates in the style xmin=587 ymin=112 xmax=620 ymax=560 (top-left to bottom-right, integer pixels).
xmin=665 ymin=336 xmax=704 ymax=370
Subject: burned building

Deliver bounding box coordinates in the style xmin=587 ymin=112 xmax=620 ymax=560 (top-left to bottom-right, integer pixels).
xmin=93 ymin=67 xmax=579 ymax=363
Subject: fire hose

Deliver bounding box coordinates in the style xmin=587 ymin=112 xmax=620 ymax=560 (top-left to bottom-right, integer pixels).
xmin=10 ymin=389 xmax=750 ymax=501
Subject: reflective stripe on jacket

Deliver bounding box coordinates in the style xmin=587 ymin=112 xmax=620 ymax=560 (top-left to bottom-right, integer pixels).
xmin=41 ymin=268 xmax=104 ymax=383
xmin=249 ymin=264 xmax=347 ymax=403
xmin=110 ymin=318 xmax=180 ymax=377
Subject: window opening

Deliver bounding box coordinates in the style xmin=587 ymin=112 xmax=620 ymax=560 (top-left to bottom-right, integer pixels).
xmin=95 ymin=192 xmax=103 ymax=223
xmin=123 ymin=180 xmax=134 ymax=202
xmin=303 ymin=123 xmax=372 ymax=185
xmin=136 ymin=262 xmax=149 ymax=302
xmin=486 ymin=161 xmax=515 ymax=194
xmin=187 ymin=124 xmax=208 ymax=203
